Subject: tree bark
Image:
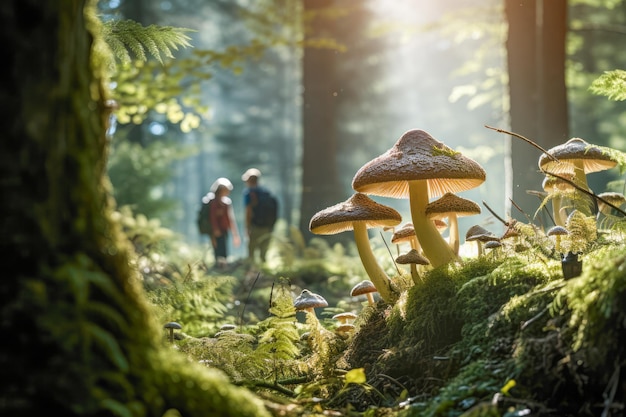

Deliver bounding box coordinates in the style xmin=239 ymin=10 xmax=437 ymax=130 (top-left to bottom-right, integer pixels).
xmin=505 ymin=0 xmax=568 ymax=222
xmin=0 ymin=1 xmax=269 ymax=416
xmin=299 ymin=0 xmax=346 ymax=242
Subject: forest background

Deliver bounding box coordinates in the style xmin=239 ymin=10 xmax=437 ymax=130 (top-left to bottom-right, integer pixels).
xmin=103 ymin=0 xmax=626 ymax=263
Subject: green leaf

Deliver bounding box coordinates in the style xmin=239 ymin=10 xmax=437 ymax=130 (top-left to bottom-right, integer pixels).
xmin=344 ymin=368 xmax=367 ymax=385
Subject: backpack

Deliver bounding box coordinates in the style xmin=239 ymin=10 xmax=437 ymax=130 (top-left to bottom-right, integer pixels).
xmin=197 ymin=193 xmax=215 ymax=236
xmin=251 ymin=188 xmax=278 ymax=228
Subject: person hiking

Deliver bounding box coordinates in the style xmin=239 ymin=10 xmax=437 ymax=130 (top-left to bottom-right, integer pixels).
xmin=209 ymin=177 xmax=240 ymax=270
xmin=241 ymin=168 xmax=277 ymax=264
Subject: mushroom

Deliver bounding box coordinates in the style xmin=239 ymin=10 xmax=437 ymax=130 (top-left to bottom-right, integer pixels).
xmin=391 ymin=223 xmax=419 ymax=252
xmin=425 ymin=192 xmax=481 ymax=255
xmin=350 ymin=280 xmax=378 ymax=306
xmin=465 ymin=225 xmax=499 ymax=257
xmin=335 ymin=323 xmax=356 ymax=338
xmin=352 ymin=129 xmax=486 ymax=267
xmin=547 ymin=225 xmax=569 ymax=254
xmin=395 ymin=248 xmax=430 ymax=284
xmin=539 ymin=138 xmax=617 ymax=216
xmin=309 ymin=193 xmax=402 ymax=303
xmin=596 ymin=191 xmax=626 ymax=225
xmin=164 ymin=322 xmax=182 ymax=343
xmin=542 ymin=174 xmax=576 ymax=227
xmin=332 ymin=312 xmax=358 ymax=325
xmin=539 ymin=138 xmax=617 ymax=191
xmin=294 ymin=289 xmax=328 ymax=324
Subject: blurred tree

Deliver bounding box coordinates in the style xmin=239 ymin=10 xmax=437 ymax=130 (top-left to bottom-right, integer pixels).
xmin=505 ymin=0 xmax=568 ymax=220
xmin=0 ymin=1 xmax=270 ymax=415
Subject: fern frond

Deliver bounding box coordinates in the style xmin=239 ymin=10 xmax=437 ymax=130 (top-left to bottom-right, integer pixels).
xmin=102 ymin=19 xmax=193 ymax=64
xmin=589 ymin=69 xmax=626 ymax=101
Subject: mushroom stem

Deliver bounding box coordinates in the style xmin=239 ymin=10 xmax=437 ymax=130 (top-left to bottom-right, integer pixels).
xmin=447 ymin=214 xmax=460 ymax=255
xmin=365 ymin=293 xmax=375 ymax=306
xmin=353 ymin=222 xmax=396 ymax=304
xmin=552 ymin=195 xmax=566 ymax=227
xmin=410 ymin=264 xmax=421 ymax=284
xmin=168 ymin=329 xmax=174 ymax=343
xmin=408 ymin=180 xmax=458 ymax=267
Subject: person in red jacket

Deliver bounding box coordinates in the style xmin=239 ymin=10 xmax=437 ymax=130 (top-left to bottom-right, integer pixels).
xmin=209 ymin=178 xmax=240 ymax=270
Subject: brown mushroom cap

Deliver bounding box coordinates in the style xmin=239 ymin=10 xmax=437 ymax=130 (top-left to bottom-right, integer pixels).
xmin=542 ymin=174 xmax=575 ymax=192
xmin=425 ymin=192 xmax=481 ymax=219
xmin=332 ymin=312 xmax=358 ymax=324
xmin=350 ymin=280 xmax=377 ymax=297
xmin=352 ymin=129 xmax=486 ymax=199
xmin=309 ymin=193 xmax=402 ymax=235
xmin=465 ymin=225 xmax=499 ymax=242
xmin=391 ymin=223 xmax=416 ymax=244
xmin=395 ymin=249 xmax=430 ymax=266
xmin=597 ymin=191 xmax=626 ymax=210
xmin=538 ymin=137 xmax=617 ymax=175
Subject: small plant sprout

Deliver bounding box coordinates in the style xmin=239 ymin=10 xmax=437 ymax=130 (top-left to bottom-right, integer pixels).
xmin=547 ymin=225 xmax=569 ymax=254
xmin=395 ymin=249 xmax=430 ymax=284
xmin=309 ymin=193 xmax=402 ymax=304
xmin=164 ymin=321 xmax=182 ymax=343
xmin=294 ymin=289 xmax=328 ymax=324
xmin=352 ymin=129 xmax=486 ymax=268
xmin=350 ymin=280 xmax=378 ymax=306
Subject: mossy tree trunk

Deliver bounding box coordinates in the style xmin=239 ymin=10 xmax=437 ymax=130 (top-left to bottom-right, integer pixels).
xmin=0 ymin=1 xmax=269 ymax=416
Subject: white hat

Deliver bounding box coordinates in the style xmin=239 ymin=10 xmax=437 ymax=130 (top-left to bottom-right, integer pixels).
xmin=241 ymin=168 xmax=261 ymax=181
xmin=210 ymin=177 xmax=233 ymax=193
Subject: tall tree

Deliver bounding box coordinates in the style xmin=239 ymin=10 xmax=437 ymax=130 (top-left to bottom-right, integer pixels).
xmin=505 ymin=0 xmax=569 ymax=220
xmin=0 ymin=1 xmax=269 ymax=415
xmin=299 ymin=0 xmax=346 ymax=241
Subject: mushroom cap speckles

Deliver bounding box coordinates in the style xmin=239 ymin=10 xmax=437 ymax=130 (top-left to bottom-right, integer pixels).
xmin=294 ymin=289 xmax=328 ymax=311
xmin=425 ymin=192 xmax=481 ymax=219
xmin=538 ymin=137 xmax=617 ymax=175
xmin=309 ymin=193 xmax=402 ymax=235
xmin=391 ymin=223 xmax=416 ymax=243
xmin=350 ymin=280 xmax=377 ymax=297
xmin=352 ymin=129 xmax=486 ymax=199
xmin=395 ymin=249 xmax=430 ymax=265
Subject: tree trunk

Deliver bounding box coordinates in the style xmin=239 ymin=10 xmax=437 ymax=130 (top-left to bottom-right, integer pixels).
xmin=505 ymin=0 xmax=568 ymax=222
xmin=0 ymin=1 xmax=268 ymax=416
xmin=299 ymin=0 xmax=346 ymax=242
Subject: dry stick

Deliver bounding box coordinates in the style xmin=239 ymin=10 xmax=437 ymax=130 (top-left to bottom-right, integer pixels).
xmin=482 ymin=200 xmax=509 ymax=226
xmin=542 ymin=170 xmax=626 ymax=218
xmin=484 ymin=125 xmax=560 ymax=163
xmin=380 ymin=231 xmax=402 ymax=274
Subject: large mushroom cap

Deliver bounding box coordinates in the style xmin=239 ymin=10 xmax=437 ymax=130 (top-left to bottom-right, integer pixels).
xmin=352 ymin=129 xmax=486 ymax=199
xmin=309 ymin=193 xmax=402 ymax=235
xmin=425 ymin=192 xmax=481 ymax=219
xmin=538 ymin=137 xmax=617 ymax=175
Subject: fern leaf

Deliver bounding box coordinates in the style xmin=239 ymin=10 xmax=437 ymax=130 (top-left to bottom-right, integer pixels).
xmin=102 ymin=19 xmax=193 ymax=64
xmin=589 ymin=69 xmax=626 ymax=101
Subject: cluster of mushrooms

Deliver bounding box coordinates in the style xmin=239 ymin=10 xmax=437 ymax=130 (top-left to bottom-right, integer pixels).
xmin=305 ymin=129 xmax=625 ymax=307
xmin=308 ymin=129 xmax=488 ymax=304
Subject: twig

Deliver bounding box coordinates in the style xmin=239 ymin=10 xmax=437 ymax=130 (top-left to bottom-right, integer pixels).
xmin=542 ymin=170 xmax=626 ymax=217
xmin=520 ymin=306 xmax=549 ymax=330
xmin=482 ymin=200 xmax=509 ymax=226
xmin=485 ymin=125 xmax=559 ymax=163
xmin=239 ymin=272 xmax=261 ymax=329
xmin=240 ymin=380 xmax=296 ymax=397
xmin=602 ymin=360 xmax=621 ymax=417
xmin=380 ymin=231 xmax=401 ymax=274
